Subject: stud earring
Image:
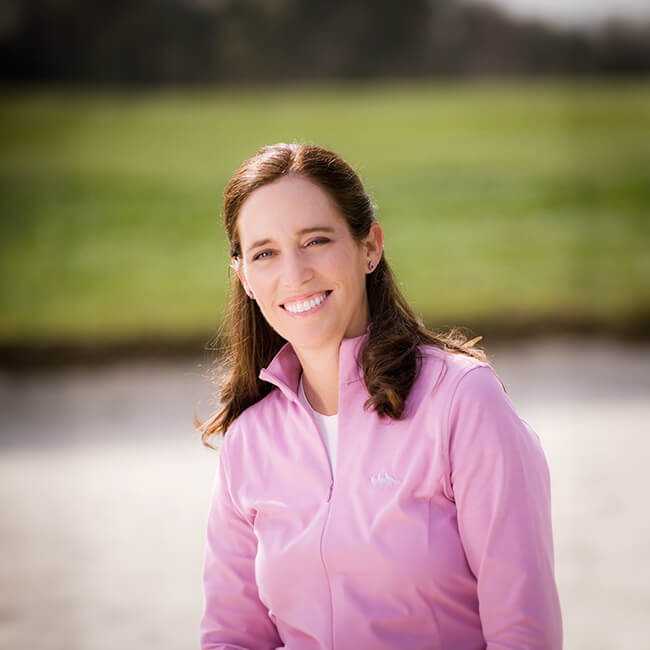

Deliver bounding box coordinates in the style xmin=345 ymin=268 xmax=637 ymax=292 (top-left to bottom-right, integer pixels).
xmin=368 ymin=260 xmax=374 ymax=271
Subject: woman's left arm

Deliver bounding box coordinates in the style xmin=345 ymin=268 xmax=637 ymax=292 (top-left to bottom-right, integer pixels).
xmin=447 ymin=364 xmax=563 ymax=649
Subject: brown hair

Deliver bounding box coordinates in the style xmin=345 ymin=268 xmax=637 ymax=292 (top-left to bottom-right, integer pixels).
xmin=197 ymin=142 xmax=487 ymax=448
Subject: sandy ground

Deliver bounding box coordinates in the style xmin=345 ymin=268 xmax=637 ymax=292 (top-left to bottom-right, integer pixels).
xmin=1 ymin=337 xmax=649 ymax=650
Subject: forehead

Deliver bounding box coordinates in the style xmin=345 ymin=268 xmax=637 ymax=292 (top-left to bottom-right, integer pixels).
xmin=237 ymin=175 xmax=345 ymax=244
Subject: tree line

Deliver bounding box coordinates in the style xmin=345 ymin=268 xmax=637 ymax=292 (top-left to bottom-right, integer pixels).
xmin=1 ymin=0 xmax=649 ymax=84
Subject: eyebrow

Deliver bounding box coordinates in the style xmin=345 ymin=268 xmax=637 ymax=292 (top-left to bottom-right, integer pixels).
xmin=245 ymin=226 xmax=336 ymax=254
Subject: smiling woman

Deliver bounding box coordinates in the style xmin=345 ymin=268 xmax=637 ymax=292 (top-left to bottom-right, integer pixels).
xmin=200 ymin=143 xmax=486 ymax=434
xmin=232 ymin=173 xmax=383 ymax=391
xmin=197 ymin=142 xmax=563 ymax=649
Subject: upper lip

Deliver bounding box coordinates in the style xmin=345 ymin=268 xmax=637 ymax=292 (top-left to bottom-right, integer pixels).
xmin=280 ymin=290 xmax=331 ymax=306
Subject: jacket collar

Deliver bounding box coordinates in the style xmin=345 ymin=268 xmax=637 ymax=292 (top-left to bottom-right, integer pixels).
xmin=258 ymin=325 xmax=371 ymax=403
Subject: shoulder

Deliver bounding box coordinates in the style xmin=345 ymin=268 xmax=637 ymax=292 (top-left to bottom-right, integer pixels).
xmin=428 ymin=347 xmax=511 ymax=428
xmin=437 ymin=351 xmax=544 ymax=458
xmin=220 ymin=386 xmax=288 ymax=455
xmin=414 ymin=344 xmax=497 ymax=400
xmin=417 ymin=343 xmax=490 ymax=373
xmin=395 ymin=344 xmax=494 ymax=422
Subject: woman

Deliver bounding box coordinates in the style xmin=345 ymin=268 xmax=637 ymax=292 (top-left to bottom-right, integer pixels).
xmin=198 ymin=142 xmax=563 ymax=649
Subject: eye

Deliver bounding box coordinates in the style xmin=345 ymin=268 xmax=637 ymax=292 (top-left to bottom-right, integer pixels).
xmin=252 ymin=250 xmax=273 ymax=261
xmin=306 ymin=237 xmax=330 ymax=247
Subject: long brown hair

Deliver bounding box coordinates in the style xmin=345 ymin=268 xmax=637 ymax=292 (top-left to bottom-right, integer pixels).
xmin=197 ymin=142 xmax=487 ymax=448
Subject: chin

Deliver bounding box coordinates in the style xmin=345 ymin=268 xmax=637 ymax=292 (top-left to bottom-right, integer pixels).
xmin=283 ymin=325 xmax=343 ymax=352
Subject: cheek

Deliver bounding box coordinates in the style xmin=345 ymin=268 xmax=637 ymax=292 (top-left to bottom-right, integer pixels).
xmin=246 ymin=268 xmax=284 ymax=320
xmin=250 ymin=283 xmax=268 ymax=305
xmin=337 ymin=250 xmax=366 ymax=289
xmin=329 ymin=245 xmax=364 ymax=276
xmin=245 ymin=265 xmax=273 ymax=294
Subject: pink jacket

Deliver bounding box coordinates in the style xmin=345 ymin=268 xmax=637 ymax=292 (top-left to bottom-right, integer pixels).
xmin=200 ymin=330 xmax=563 ymax=649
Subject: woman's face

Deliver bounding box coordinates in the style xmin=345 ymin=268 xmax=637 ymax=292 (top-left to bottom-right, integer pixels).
xmin=234 ymin=174 xmax=383 ymax=354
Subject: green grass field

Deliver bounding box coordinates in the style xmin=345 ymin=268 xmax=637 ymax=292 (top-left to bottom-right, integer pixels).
xmin=1 ymin=80 xmax=648 ymax=343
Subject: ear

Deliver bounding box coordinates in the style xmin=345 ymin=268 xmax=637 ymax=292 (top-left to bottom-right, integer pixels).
xmin=361 ymin=221 xmax=384 ymax=271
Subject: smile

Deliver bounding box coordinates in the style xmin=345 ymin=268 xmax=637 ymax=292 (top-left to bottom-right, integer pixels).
xmin=282 ymin=290 xmax=332 ymax=314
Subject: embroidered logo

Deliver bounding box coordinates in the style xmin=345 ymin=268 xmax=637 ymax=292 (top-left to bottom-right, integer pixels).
xmin=370 ymin=472 xmax=399 ymax=486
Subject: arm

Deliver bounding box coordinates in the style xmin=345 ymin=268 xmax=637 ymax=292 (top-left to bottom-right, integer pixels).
xmin=448 ymin=365 xmax=563 ymax=649
xmin=200 ymin=437 xmax=283 ymax=650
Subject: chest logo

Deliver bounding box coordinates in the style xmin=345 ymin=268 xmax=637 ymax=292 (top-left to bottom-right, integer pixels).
xmin=370 ymin=472 xmax=399 ymax=486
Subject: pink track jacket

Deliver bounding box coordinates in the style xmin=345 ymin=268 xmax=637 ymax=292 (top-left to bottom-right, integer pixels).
xmin=200 ymin=329 xmax=563 ymax=649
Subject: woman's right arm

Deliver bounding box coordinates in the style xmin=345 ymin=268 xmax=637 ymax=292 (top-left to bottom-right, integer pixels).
xmin=200 ymin=436 xmax=283 ymax=650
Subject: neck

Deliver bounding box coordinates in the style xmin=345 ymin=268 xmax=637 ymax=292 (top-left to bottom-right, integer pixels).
xmin=294 ymin=342 xmax=340 ymax=415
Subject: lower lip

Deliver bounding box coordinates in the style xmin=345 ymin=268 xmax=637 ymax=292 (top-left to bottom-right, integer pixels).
xmin=281 ymin=291 xmax=332 ymax=318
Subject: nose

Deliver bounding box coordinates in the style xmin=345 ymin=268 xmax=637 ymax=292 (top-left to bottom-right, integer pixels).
xmin=281 ymin=247 xmax=313 ymax=289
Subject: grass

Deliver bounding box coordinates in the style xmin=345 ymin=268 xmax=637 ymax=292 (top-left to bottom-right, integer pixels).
xmin=0 ymin=79 xmax=648 ymax=343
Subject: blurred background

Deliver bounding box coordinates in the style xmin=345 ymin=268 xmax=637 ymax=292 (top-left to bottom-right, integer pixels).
xmin=1 ymin=0 xmax=649 ymax=648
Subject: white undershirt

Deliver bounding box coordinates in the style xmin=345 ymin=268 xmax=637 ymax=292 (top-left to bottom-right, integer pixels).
xmin=298 ymin=373 xmax=338 ymax=476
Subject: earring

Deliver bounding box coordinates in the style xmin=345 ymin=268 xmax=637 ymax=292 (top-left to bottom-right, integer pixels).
xmin=368 ymin=260 xmax=374 ymax=271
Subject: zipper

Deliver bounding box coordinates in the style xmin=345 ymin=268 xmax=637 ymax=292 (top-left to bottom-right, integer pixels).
xmin=294 ymin=399 xmax=336 ymax=648
xmin=294 ymin=397 xmax=335 ymax=501
xmin=319 ymin=496 xmax=335 ymax=649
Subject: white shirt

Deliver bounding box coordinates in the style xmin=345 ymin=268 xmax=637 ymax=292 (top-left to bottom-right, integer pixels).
xmin=297 ymin=373 xmax=338 ymax=476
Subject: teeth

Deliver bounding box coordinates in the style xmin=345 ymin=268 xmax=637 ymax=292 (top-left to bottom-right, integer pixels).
xmin=284 ymin=291 xmax=328 ymax=313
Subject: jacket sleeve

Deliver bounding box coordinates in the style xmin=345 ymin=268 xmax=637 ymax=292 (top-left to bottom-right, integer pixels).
xmin=200 ymin=434 xmax=283 ymax=650
xmin=447 ymin=365 xmax=563 ymax=649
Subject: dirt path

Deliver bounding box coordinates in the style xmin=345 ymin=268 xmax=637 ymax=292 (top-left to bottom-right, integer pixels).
xmin=1 ymin=337 xmax=649 ymax=650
